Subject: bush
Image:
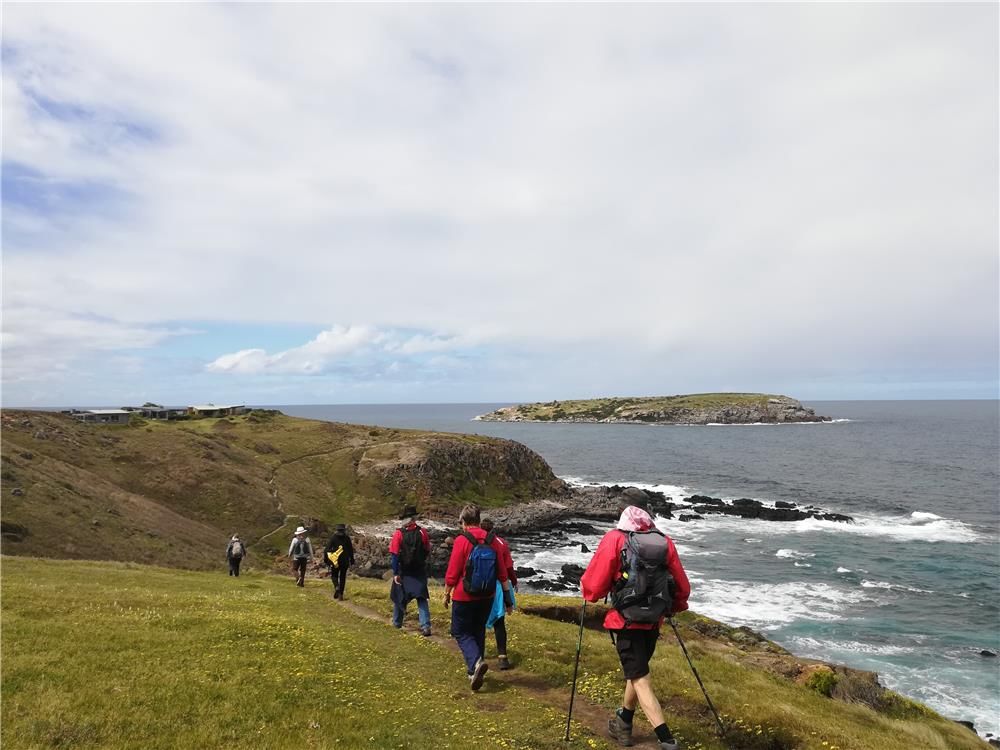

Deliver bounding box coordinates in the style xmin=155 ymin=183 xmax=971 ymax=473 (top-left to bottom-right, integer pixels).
xmin=805 ymin=667 xmax=838 ymax=697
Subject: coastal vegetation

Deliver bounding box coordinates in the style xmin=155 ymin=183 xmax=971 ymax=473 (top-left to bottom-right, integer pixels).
xmin=477 ymin=393 xmax=830 ymax=424
xmin=2 ymin=557 xmax=987 ymax=750
xmin=0 ymin=409 xmax=554 ymax=570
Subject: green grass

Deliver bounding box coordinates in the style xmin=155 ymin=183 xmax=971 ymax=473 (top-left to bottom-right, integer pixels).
xmin=1 ymin=557 xmax=606 ymax=750
xmin=2 ymin=558 xmax=987 ymax=750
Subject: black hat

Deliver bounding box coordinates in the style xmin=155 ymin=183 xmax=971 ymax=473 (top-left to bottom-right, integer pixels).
xmin=400 ymin=505 xmax=417 ymax=519
xmin=335 ymin=523 xmax=347 ymax=532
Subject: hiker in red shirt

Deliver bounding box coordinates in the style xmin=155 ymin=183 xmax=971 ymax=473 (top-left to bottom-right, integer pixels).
xmin=581 ymin=505 xmax=691 ymax=750
xmin=444 ymin=504 xmax=513 ymax=691
xmin=388 ymin=504 xmax=433 ymax=636
xmin=481 ymin=517 xmax=517 ymax=670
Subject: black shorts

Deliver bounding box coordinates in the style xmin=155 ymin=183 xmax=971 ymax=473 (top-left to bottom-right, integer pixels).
xmin=614 ymin=629 xmax=659 ymax=680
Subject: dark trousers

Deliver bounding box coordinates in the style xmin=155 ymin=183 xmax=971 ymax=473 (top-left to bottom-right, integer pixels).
xmin=229 ymin=557 xmax=242 ymax=577
xmin=451 ymin=598 xmax=493 ymax=674
xmin=292 ymin=558 xmax=308 ymax=586
xmin=332 ymin=566 xmax=348 ymax=598
xmin=493 ymin=615 xmax=508 ymax=654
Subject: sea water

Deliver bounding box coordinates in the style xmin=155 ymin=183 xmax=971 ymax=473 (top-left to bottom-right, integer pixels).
xmin=276 ymin=400 xmax=1000 ymax=736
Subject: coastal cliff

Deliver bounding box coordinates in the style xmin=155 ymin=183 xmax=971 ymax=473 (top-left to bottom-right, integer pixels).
xmin=477 ymin=393 xmax=831 ymax=424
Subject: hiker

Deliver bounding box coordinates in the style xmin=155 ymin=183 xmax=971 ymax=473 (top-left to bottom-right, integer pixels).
xmin=480 ymin=517 xmax=517 ymax=669
xmin=580 ymin=505 xmax=691 ymax=750
xmin=288 ymin=526 xmax=313 ymax=587
xmin=389 ymin=505 xmax=432 ymax=635
xmin=444 ymin=504 xmax=513 ymax=691
xmin=324 ymin=523 xmax=355 ymax=600
xmin=226 ymin=534 xmax=247 ymax=577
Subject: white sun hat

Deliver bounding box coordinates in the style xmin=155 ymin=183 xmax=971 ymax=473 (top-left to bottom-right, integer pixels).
xmin=294 ymin=526 xmax=308 ymax=535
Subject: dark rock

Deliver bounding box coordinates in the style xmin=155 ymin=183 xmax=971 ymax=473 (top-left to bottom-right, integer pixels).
xmin=10 ymin=487 xmax=24 ymax=496
xmin=621 ymin=487 xmax=650 ymax=507
xmin=980 ymin=649 xmax=997 ymax=658
xmin=733 ymin=498 xmax=762 ymax=509
xmin=1 ymin=521 xmax=29 ymax=541
xmin=561 ymin=521 xmax=600 ymax=535
xmin=775 ymin=501 xmax=797 ymax=509
xmin=817 ymin=512 xmax=854 ymax=524
xmin=514 ymin=566 xmax=537 ymax=578
xmin=688 ymin=495 xmax=723 ymax=505
xmin=353 ymin=565 xmax=386 ymax=579
xmin=560 ymin=563 xmax=585 ymax=584
xmin=988 ymin=739 xmax=999 ymax=748
xmin=678 ymin=514 xmax=704 ymax=522
xmin=580 ymin=543 xmax=589 ymax=553
xmin=954 ymin=720 xmax=977 ymax=734
xmin=19 ymin=452 xmax=32 ymax=460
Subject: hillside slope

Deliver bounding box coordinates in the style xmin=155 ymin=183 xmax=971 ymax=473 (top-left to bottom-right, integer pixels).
xmin=0 ymin=410 xmax=556 ymax=569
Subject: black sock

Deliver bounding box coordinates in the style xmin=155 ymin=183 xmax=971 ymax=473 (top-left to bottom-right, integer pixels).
xmin=654 ymin=724 xmax=674 ymax=743
xmin=617 ymin=708 xmax=635 ymax=725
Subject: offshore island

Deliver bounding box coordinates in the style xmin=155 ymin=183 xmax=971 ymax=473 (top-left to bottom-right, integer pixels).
xmin=477 ymin=392 xmax=831 ymax=424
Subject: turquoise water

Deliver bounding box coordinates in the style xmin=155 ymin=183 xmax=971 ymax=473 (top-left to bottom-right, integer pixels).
xmin=277 ymin=400 xmax=1000 ymax=736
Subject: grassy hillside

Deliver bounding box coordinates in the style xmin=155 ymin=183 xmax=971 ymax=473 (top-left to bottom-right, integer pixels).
xmin=0 ymin=410 xmax=555 ymax=570
xmin=2 ymin=558 xmax=986 ymax=750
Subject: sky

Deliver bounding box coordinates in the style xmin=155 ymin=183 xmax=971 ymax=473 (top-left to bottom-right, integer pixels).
xmin=2 ymin=3 xmax=998 ymax=406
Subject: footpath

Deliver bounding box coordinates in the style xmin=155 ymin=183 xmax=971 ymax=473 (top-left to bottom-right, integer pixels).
xmin=332 ymin=595 xmax=665 ymax=748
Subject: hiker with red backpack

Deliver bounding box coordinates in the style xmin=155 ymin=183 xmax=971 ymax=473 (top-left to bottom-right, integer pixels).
xmin=444 ymin=504 xmax=513 ymax=691
xmin=226 ymin=534 xmax=246 ymax=577
xmin=480 ymin=517 xmax=517 ymax=670
xmin=581 ymin=505 xmax=691 ymax=750
xmin=389 ymin=505 xmax=433 ymax=636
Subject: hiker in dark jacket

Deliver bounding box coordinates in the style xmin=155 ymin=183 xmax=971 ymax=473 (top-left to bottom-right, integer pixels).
xmin=288 ymin=526 xmax=313 ymax=587
xmin=389 ymin=505 xmax=432 ymax=636
xmin=226 ymin=534 xmax=247 ymax=577
xmin=581 ymin=505 xmax=691 ymax=750
xmin=444 ymin=504 xmax=513 ymax=691
xmin=481 ymin=518 xmax=516 ymax=669
xmin=324 ymin=524 xmax=355 ymax=600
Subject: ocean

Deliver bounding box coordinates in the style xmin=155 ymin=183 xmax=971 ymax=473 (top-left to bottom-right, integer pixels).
xmin=274 ymin=400 xmax=1000 ymax=736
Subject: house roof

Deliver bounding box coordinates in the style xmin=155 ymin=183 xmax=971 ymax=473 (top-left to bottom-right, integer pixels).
xmin=189 ymin=404 xmax=245 ymax=411
xmin=82 ymin=409 xmax=131 ymax=415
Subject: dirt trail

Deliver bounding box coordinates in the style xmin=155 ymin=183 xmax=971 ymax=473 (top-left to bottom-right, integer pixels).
xmin=257 ymin=447 xmax=356 ymax=543
xmin=333 ymin=597 xmax=665 ymax=748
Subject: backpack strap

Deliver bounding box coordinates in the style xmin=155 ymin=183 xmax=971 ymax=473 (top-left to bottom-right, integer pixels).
xmin=484 ymin=531 xmax=496 ymax=545
xmin=460 ymin=530 xmax=478 ymax=547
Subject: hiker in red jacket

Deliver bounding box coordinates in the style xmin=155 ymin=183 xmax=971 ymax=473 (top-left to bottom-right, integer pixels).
xmin=581 ymin=505 xmax=691 ymax=750
xmin=389 ymin=504 xmax=433 ymax=636
xmin=481 ymin=517 xmax=517 ymax=670
xmin=444 ymin=504 xmax=513 ymax=691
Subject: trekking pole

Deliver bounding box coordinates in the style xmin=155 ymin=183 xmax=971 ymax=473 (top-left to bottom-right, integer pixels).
xmin=668 ymin=616 xmax=727 ymax=737
xmin=563 ymin=600 xmax=587 ymax=742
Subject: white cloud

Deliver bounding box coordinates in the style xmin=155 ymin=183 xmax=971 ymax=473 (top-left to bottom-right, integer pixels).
xmin=2 ymin=3 xmax=997 ymax=400
xmin=204 ymin=325 xmax=466 ymax=375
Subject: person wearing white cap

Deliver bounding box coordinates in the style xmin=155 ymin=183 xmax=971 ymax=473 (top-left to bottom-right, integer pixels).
xmin=226 ymin=534 xmax=246 ymax=577
xmin=288 ymin=526 xmax=313 ymax=587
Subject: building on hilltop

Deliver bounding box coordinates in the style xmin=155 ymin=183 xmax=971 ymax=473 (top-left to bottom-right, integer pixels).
xmin=71 ymin=409 xmax=131 ymax=425
xmin=139 ymin=405 xmax=188 ymax=420
xmin=188 ymin=404 xmax=248 ymax=418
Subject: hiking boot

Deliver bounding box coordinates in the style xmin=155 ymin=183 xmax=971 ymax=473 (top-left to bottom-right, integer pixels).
xmin=497 ymin=655 xmax=511 ymax=670
xmin=658 ymin=741 xmax=679 ymax=750
xmin=470 ymin=658 xmax=489 ymax=691
xmin=420 ymin=626 xmax=432 ymax=637
xmin=607 ymin=713 xmax=634 ymax=747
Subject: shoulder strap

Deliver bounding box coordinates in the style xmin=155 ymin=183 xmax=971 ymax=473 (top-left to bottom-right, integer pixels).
xmin=484 ymin=531 xmax=496 ymax=545
xmin=460 ymin=530 xmax=478 ymax=546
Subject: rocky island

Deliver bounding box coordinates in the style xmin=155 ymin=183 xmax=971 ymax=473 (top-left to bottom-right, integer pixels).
xmin=477 ymin=392 xmax=831 ymax=424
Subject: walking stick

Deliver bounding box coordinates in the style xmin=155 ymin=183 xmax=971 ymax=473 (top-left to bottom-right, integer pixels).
xmin=563 ymin=600 xmax=587 ymax=741
xmin=668 ymin=616 xmax=727 ymax=737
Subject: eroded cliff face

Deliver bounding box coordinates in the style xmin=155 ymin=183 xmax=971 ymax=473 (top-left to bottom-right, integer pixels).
xmin=357 ymin=436 xmax=558 ymax=511
xmin=615 ymin=396 xmax=829 ymax=424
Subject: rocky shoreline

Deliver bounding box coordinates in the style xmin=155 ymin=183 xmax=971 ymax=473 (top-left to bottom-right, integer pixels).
xmin=346 ymin=482 xmax=854 ymax=580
